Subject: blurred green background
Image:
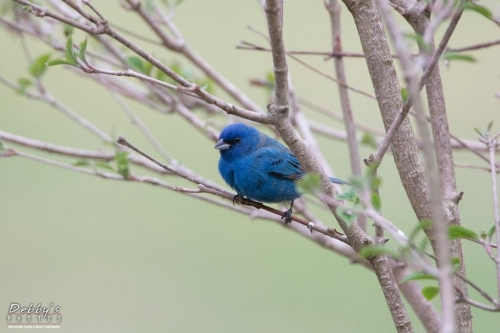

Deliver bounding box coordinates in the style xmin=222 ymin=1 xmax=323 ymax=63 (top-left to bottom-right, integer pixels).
xmin=1 ymin=1 xmax=499 ymax=332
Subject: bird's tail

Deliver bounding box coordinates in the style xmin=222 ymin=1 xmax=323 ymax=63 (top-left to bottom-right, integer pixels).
xmin=329 ymin=177 xmax=350 ymax=185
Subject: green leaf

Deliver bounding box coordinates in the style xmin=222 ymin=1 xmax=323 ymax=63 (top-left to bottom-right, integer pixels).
xmin=359 ymin=245 xmax=400 ymax=259
xmin=487 ymin=224 xmax=496 ymax=239
xmin=399 ymin=272 xmax=438 ymax=284
xmin=265 ymin=71 xmax=275 ymax=84
xmin=296 ymin=173 xmax=321 ymax=195
xmin=422 ymin=286 xmax=440 ymax=301
xmin=336 ymin=186 xmax=359 ymax=203
xmin=401 ymin=87 xmax=409 ymax=103
xmin=361 ymin=132 xmax=377 ymax=148
xmin=78 ymin=37 xmax=89 ymax=65
xmin=16 ymin=77 xmax=33 ymax=94
xmin=154 ymin=67 xmax=170 ymax=82
xmin=95 ymin=160 xmax=115 ymax=171
xmin=370 ymin=176 xmax=382 ymax=191
xmin=46 ymin=58 xmax=78 ymax=67
xmin=198 ymin=77 xmax=215 ymax=94
xmin=480 ymin=229 xmax=488 ymax=239
xmin=463 ymin=3 xmax=493 ymax=20
xmin=371 ymin=192 xmax=381 ymax=211
xmin=419 ymin=219 xmax=433 ymax=230
xmin=335 ymin=206 xmax=357 ymax=226
xmin=487 ymin=121 xmax=493 ymax=134
xmin=29 ymin=52 xmax=52 ymax=78
xmin=115 ymin=151 xmax=130 ymax=178
xmin=448 ymin=225 xmax=478 ymax=240
xmin=366 ymin=160 xmax=380 ymax=175
xmin=451 ymin=257 xmax=461 ymax=272
xmin=474 ymin=127 xmax=486 ymax=139
xmin=64 ymin=35 xmax=79 ymax=66
xmin=126 ymin=56 xmax=148 ymax=74
xmin=442 ymin=51 xmax=476 ymax=63
xmin=63 ymin=24 xmax=74 ymax=37
xmin=73 ymin=159 xmax=91 ymax=167
xmin=143 ymin=60 xmax=153 ymax=76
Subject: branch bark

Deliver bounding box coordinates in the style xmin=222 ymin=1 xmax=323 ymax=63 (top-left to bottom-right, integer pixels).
xmin=392 ymin=1 xmax=473 ymax=331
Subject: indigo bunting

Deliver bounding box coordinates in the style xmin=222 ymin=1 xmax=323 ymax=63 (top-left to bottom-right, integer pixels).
xmin=215 ymin=123 xmax=348 ymax=223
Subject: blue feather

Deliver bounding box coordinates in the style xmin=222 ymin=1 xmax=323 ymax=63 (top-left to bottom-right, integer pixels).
xmin=215 ymin=123 xmax=348 ymax=208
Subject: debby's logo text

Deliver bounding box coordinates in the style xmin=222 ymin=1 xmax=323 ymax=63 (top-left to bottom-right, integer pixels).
xmin=6 ymin=303 xmax=62 ymax=329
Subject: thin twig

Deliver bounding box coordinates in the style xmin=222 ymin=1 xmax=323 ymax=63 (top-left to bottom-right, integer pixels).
xmin=0 ymin=74 xmax=112 ymax=143
xmin=0 ymin=130 xmax=168 ymax=173
xmin=111 ymin=92 xmax=173 ymax=163
xmin=237 ymin=39 xmax=500 ymax=58
xmin=456 ymin=295 xmax=499 ymax=312
xmin=326 ymin=0 xmax=366 ymax=231
xmin=240 ymin=41 xmax=376 ymax=99
xmin=455 ymin=272 xmax=498 ymax=306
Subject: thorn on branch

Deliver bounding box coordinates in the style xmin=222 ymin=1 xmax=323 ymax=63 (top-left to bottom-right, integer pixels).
xmin=127 ymin=0 xmax=142 ymax=11
xmin=30 ymin=6 xmax=47 ymax=18
xmin=174 ymin=186 xmax=202 ymax=193
xmin=0 ymin=148 xmax=17 ymax=157
xmin=176 ymin=84 xmax=199 ymax=93
xmin=364 ymin=154 xmax=378 ymax=167
xmin=308 ymin=222 xmax=315 ymax=234
xmin=453 ymin=191 xmax=464 ymax=204
xmin=117 ymin=135 xmax=127 ymax=146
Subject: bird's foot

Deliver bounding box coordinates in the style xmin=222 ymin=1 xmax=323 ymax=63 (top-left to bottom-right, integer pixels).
xmin=281 ymin=208 xmax=293 ymax=224
xmin=232 ymin=194 xmax=242 ymax=206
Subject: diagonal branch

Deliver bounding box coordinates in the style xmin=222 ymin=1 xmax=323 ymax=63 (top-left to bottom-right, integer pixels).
xmin=368 ymin=6 xmax=465 ymax=168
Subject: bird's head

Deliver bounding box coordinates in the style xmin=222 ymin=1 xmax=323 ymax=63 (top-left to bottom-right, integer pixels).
xmin=214 ymin=123 xmax=260 ymax=159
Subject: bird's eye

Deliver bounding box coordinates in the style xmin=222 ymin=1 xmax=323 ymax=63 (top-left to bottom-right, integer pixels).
xmin=234 ymin=138 xmax=240 ymax=143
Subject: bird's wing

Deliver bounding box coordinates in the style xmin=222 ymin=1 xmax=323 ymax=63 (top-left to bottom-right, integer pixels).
xmin=255 ymin=147 xmax=306 ymax=181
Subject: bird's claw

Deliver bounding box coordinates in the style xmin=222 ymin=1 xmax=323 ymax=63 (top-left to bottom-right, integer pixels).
xmin=281 ymin=209 xmax=293 ymax=224
xmin=232 ymin=194 xmax=241 ymax=206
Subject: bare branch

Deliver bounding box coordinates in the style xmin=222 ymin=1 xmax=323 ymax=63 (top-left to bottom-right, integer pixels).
xmin=326 ymin=0 xmax=366 ymax=231
xmin=111 ymin=92 xmax=173 ymax=163
xmin=0 ymin=74 xmax=112 ymax=143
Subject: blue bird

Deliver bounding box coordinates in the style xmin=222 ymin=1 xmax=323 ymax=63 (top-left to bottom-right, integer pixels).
xmin=214 ymin=123 xmax=348 ymax=223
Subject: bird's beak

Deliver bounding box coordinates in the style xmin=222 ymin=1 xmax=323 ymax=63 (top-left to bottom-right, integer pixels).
xmin=214 ymin=139 xmax=230 ymax=151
